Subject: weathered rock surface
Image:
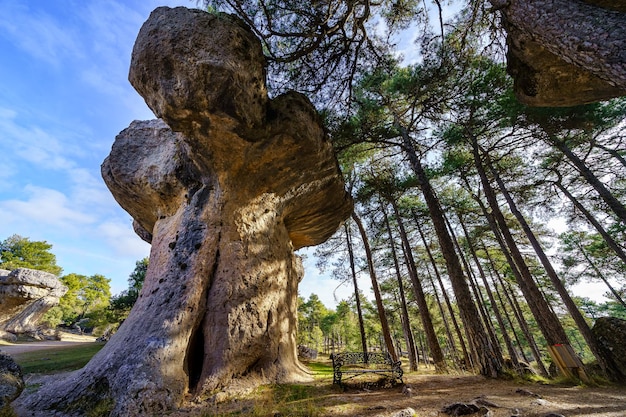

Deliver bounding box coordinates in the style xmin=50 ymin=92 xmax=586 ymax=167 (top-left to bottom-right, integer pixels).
xmin=493 ymin=0 xmax=626 ymax=106
xmin=0 ymin=352 xmax=23 ymax=409
xmin=18 ymin=6 xmax=351 ymax=417
xmin=591 ymin=316 xmax=626 ymax=381
xmin=0 ymin=268 xmax=67 ymax=337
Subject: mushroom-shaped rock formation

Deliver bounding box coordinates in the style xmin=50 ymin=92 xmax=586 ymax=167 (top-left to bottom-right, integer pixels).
xmin=0 ymin=268 xmax=67 ymax=338
xmin=18 ymin=6 xmax=352 ymax=417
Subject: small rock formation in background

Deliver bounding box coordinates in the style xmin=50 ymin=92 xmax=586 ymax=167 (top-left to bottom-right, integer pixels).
xmin=0 ymin=352 xmax=24 ymax=412
xmin=0 ymin=268 xmax=67 ymax=340
xmin=591 ymin=316 xmax=626 ymax=382
xmin=19 ymin=6 xmax=352 ymax=416
xmin=297 ymin=345 xmax=318 ymax=360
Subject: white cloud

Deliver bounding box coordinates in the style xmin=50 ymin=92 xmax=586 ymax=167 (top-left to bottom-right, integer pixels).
xmin=0 ymin=108 xmax=76 ymax=171
xmin=0 ymin=185 xmax=96 ymax=236
xmin=97 ymin=220 xmax=151 ymax=259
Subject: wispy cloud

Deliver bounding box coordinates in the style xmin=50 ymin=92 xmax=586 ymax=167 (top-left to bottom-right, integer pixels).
xmin=0 ymin=185 xmax=95 ymax=232
xmin=97 ymin=220 xmax=151 ymax=259
xmin=0 ymin=107 xmax=81 ymax=173
xmin=0 ymin=0 xmax=83 ymax=67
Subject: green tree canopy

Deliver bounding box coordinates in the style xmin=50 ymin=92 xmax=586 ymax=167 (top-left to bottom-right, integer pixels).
xmin=54 ymin=273 xmax=111 ymax=325
xmin=0 ymin=234 xmax=62 ymax=275
xmin=110 ymin=257 xmax=149 ymax=312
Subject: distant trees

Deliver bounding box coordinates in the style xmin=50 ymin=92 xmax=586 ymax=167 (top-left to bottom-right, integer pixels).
xmin=43 ymin=273 xmax=111 ymax=330
xmin=110 ymin=258 xmax=148 ymax=314
xmin=0 ymin=234 xmax=62 ymax=275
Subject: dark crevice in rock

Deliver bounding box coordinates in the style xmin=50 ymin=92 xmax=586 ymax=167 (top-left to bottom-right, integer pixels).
xmin=186 ymin=317 xmax=206 ymax=393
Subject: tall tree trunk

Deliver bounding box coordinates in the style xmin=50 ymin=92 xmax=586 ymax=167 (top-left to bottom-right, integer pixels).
xmin=484 ymin=149 xmax=614 ymax=378
xmin=471 ymin=137 xmax=571 ymax=347
xmin=457 ymin=212 xmax=521 ymax=371
xmin=399 ymin=124 xmax=501 ymax=377
xmin=492 ymin=270 xmax=531 ymax=363
xmin=382 ymin=203 xmax=419 ymax=371
xmin=345 ymin=223 xmax=368 ymax=358
xmin=444 ymin=213 xmax=504 ymax=363
xmin=425 ymin=267 xmax=461 ymax=366
xmin=352 ymin=212 xmax=398 ymax=361
xmin=548 ymin=137 xmax=626 ymax=224
xmin=483 ymin=241 xmax=550 ymax=377
xmin=389 ymin=201 xmax=445 ymax=370
xmin=413 ymin=217 xmax=472 ymax=370
xmin=574 ymin=240 xmax=626 ymax=309
xmin=551 ymin=172 xmax=626 ymax=266
xmin=593 ymin=142 xmax=626 ymax=169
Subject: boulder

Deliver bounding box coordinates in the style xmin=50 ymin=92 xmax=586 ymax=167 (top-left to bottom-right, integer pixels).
xmin=0 ymin=268 xmax=67 ymax=336
xmin=297 ymin=345 xmax=318 ymax=360
xmin=591 ymin=316 xmax=626 ymax=381
xmin=0 ymin=352 xmax=24 ymax=409
xmin=493 ymin=0 xmax=626 ymax=106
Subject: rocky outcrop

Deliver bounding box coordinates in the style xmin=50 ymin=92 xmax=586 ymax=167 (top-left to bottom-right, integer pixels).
xmin=19 ymin=6 xmax=351 ymax=416
xmin=0 ymin=352 xmax=23 ymax=410
xmin=591 ymin=317 xmax=626 ymax=382
xmin=0 ymin=268 xmax=67 ymax=337
xmin=491 ymin=0 xmax=626 ymax=106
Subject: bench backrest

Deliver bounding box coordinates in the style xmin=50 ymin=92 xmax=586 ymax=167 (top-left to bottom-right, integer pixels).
xmin=331 ymin=351 xmax=393 ymax=366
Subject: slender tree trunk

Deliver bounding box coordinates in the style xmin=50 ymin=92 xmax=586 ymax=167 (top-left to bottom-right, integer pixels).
xmin=413 ymin=211 xmax=473 ymax=371
xmin=492 ymin=270 xmax=531 ymax=363
xmin=389 ymin=200 xmax=444 ymax=370
xmin=457 ymin=212 xmax=521 ymax=371
xmin=484 ymin=150 xmax=614 ymax=377
xmin=399 ymin=124 xmax=501 ymax=377
xmin=552 ymin=174 xmax=626 ymax=266
xmin=548 ymin=137 xmax=626 ymax=224
xmin=425 ymin=268 xmax=460 ymax=366
xmin=444 ymin=213 xmax=504 ymax=364
xmin=352 ymin=212 xmax=398 ymax=361
xmin=382 ymin=203 xmax=419 ymax=371
xmin=574 ymin=240 xmax=626 ymax=309
xmin=345 ymin=223 xmax=368 ymax=358
xmin=471 ymin=137 xmax=571 ymax=347
xmin=482 ymin=240 xmax=550 ymax=377
xmin=594 ymin=142 xmax=626 ymax=169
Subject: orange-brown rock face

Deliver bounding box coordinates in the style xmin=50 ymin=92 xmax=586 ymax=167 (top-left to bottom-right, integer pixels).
xmin=18 ymin=7 xmax=351 ymax=417
xmin=492 ymin=0 xmax=626 ymax=106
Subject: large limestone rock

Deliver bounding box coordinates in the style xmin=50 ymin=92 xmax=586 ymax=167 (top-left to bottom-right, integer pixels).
xmin=18 ymin=7 xmax=352 ymax=416
xmin=492 ymin=0 xmax=626 ymax=106
xmin=591 ymin=317 xmax=626 ymax=382
xmin=0 ymin=268 xmax=67 ymax=337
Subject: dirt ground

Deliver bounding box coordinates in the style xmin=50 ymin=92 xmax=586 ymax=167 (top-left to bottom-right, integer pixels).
xmin=317 ymin=373 xmax=626 ymax=417
xmin=8 ymin=346 xmax=626 ymax=416
xmin=172 ymin=367 xmax=626 ymax=417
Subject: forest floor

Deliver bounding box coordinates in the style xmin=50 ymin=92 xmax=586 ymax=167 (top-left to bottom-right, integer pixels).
xmin=7 ymin=342 xmax=626 ymax=417
xmin=172 ymin=360 xmax=626 ymax=417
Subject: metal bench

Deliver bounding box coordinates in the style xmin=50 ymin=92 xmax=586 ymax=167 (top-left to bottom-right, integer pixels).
xmin=330 ymin=351 xmax=403 ymax=386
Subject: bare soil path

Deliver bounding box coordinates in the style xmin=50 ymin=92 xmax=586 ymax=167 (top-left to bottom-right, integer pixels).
xmin=0 ymin=331 xmax=96 ymax=355
xmin=0 ymin=340 xmax=95 ymax=355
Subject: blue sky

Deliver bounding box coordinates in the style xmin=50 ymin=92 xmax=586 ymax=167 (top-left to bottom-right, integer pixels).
xmin=0 ymin=0 xmax=354 ymax=306
xmin=0 ymin=0 xmax=188 ymax=294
